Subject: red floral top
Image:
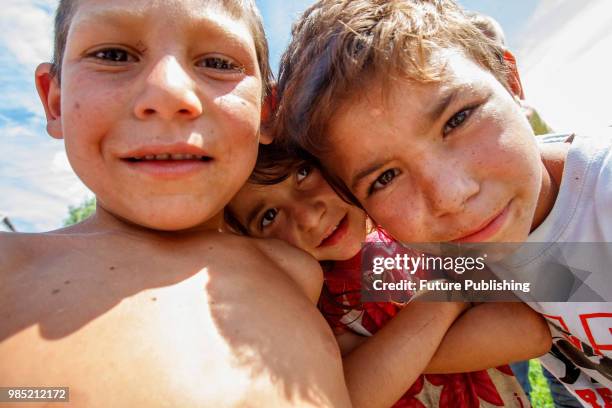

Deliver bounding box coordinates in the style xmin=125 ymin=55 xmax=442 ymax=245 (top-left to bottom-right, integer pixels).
xmin=318 ymin=230 xmax=529 ymax=408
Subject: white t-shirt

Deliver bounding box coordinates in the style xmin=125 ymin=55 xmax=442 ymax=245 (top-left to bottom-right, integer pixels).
xmin=506 ymin=131 xmax=612 ymax=407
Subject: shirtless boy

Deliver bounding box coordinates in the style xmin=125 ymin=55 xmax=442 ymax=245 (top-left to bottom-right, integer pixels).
xmin=0 ymin=1 xmax=367 ymax=406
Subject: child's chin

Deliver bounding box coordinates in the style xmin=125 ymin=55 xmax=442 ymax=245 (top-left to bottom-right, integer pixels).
xmin=126 ymin=210 xmax=218 ymax=232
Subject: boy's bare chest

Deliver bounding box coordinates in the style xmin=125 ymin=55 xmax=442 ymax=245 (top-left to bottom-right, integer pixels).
xmin=1 ymin=235 xmax=322 ymax=405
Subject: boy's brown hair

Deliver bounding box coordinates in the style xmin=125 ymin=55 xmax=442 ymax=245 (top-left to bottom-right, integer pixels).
xmin=274 ymin=0 xmax=510 ymax=155
xmin=50 ymin=0 xmax=273 ymax=99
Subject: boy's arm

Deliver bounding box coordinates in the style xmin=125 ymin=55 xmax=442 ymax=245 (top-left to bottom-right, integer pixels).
xmin=340 ymin=301 xmax=467 ymax=408
xmin=336 ymin=302 xmax=551 ymax=378
xmin=424 ymin=302 xmax=551 ymax=373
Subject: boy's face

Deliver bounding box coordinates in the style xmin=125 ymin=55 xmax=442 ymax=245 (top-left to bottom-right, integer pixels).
xmin=39 ymin=0 xmax=263 ymax=230
xmin=228 ymin=165 xmax=367 ymax=261
xmin=322 ymin=50 xmax=544 ymax=243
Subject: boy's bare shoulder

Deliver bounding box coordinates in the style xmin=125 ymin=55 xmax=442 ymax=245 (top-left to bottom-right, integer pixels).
xmin=220 ymin=234 xmax=323 ymax=303
xmin=0 ymin=232 xmax=51 ymax=271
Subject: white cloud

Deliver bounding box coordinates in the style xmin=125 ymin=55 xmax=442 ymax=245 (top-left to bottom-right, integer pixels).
xmin=0 ymin=0 xmax=90 ymax=232
xmin=0 ymin=0 xmax=55 ymax=69
xmin=0 ymin=122 xmax=91 ymax=232
xmin=517 ymin=0 xmax=612 ymax=133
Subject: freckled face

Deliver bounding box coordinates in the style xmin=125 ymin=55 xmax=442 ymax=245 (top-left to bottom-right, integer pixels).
xmin=228 ymin=165 xmax=367 ymax=261
xmin=58 ymin=0 xmax=262 ymax=230
xmin=322 ymin=50 xmax=543 ymax=243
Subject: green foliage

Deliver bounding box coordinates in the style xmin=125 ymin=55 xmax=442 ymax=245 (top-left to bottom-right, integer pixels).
xmin=64 ymin=197 xmax=96 ymax=226
xmin=528 ymin=359 xmax=554 ymax=408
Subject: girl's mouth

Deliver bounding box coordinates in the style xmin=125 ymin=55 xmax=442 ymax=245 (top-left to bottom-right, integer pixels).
xmin=318 ymin=214 xmax=349 ymax=248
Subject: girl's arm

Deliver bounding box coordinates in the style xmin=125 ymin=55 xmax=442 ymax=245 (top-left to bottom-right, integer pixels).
xmin=339 ymin=301 xmax=467 ymax=408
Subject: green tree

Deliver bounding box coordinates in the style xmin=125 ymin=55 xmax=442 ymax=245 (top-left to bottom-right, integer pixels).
xmin=64 ymin=197 xmax=96 ymax=226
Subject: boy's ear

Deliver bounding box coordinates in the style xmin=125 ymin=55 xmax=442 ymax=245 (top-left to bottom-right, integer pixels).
xmin=503 ymin=50 xmax=525 ymax=100
xmin=259 ymin=84 xmax=277 ymax=145
xmin=35 ymin=63 xmax=63 ymax=139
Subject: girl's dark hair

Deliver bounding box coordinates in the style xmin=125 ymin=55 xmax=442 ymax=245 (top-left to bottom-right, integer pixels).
xmin=223 ymin=140 xmax=364 ymax=235
xmin=223 ymin=142 xmax=311 ymax=235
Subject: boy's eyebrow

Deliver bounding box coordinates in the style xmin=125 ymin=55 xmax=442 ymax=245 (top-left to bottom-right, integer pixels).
xmin=349 ymin=88 xmax=462 ymax=191
xmin=70 ymin=7 xmax=253 ymax=50
xmin=425 ymin=88 xmax=460 ymax=124
xmin=71 ymin=8 xmax=147 ymax=30
xmin=351 ymin=159 xmax=389 ymax=190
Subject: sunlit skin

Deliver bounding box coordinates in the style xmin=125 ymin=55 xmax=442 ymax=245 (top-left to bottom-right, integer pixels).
xmin=323 ymin=49 xmax=558 ymax=244
xmin=229 ymin=165 xmax=367 ymax=261
xmin=0 ymin=1 xmax=356 ymax=406
xmin=37 ymin=0 xmax=264 ymax=231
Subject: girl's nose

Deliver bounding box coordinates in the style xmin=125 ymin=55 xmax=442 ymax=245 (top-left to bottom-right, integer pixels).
xmin=293 ymin=199 xmax=326 ymax=232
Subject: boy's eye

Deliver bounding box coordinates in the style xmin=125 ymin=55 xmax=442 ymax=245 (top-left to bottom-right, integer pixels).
xmin=296 ymin=165 xmax=312 ymax=183
xmin=90 ymin=48 xmax=137 ymax=63
xmin=369 ymin=168 xmax=400 ymax=195
xmin=443 ymin=108 xmax=473 ymax=136
xmin=197 ymin=56 xmax=244 ymax=73
xmin=260 ymin=208 xmax=278 ymax=229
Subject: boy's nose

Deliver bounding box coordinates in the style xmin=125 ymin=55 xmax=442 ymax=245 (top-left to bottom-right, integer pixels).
xmin=134 ymin=56 xmax=203 ymax=120
xmin=421 ymin=165 xmax=480 ymax=217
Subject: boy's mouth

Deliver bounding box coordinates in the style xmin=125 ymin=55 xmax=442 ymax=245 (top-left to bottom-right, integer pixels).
xmin=451 ymin=201 xmax=512 ymax=243
xmin=121 ymin=145 xmax=214 ymax=178
xmin=125 ymin=154 xmax=212 ymax=162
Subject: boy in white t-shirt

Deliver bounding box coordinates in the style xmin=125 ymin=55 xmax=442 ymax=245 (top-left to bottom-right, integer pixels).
xmin=271 ymin=0 xmax=612 ymax=406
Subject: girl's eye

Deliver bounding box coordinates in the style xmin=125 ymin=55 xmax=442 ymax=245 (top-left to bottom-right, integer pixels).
xmin=443 ymin=108 xmax=473 ymax=136
xmin=260 ymin=208 xmax=278 ymax=229
xmin=369 ymin=168 xmax=400 ymax=194
xmin=296 ymin=165 xmax=312 ymax=183
xmin=90 ymin=48 xmax=136 ymax=63
xmin=197 ymin=56 xmax=244 ymax=72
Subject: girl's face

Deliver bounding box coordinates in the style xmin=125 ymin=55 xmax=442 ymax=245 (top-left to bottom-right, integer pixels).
xmin=228 ymin=164 xmax=367 ymax=261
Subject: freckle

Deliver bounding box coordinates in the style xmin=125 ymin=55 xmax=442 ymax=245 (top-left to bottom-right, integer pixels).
xmin=208 ymin=246 xmax=213 ymax=250
xmin=74 ymin=102 xmax=80 ymax=110
xmin=52 ymin=289 xmax=60 ymax=295
xmin=64 ymin=280 xmax=70 ymax=285
xmin=110 ymin=266 xmax=116 ymax=270
xmin=151 ymin=297 xmax=157 ymax=302
xmin=370 ymin=108 xmax=383 ymax=117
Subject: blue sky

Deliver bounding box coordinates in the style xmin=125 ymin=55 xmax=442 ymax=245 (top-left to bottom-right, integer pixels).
xmin=1 ymin=0 xmax=611 ymax=232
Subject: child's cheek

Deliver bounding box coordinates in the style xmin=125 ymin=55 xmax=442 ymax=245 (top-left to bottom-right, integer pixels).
xmin=214 ymin=76 xmax=262 ymax=143
xmin=62 ymin=68 xmax=131 ymax=127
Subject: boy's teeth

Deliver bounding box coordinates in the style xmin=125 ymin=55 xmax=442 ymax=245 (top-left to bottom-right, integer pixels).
xmin=134 ymin=153 xmax=206 ymax=161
